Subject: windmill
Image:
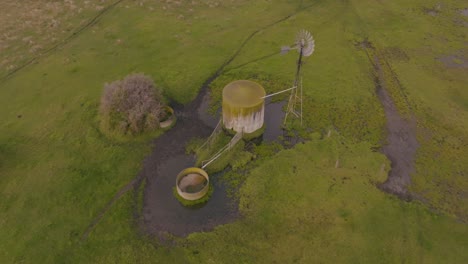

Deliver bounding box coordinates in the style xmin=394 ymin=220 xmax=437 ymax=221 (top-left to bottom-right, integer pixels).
xmin=281 ymin=29 xmax=315 ymax=126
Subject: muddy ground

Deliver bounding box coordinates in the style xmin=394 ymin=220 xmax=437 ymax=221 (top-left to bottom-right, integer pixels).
xmin=376 ymin=83 xmax=418 ymax=200
xmin=355 ymin=38 xmax=420 ymax=200
xmin=136 ymin=83 xmax=286 ymax=238
xmin=437 ymin=54 xmax=468 ymax=68
xmin=373 ymin=57 xmax=419 ymax=200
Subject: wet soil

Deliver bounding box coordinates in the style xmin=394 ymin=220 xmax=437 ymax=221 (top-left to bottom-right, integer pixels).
xmin=138 ymin=92 xmax=287 ymax=238
xmin=425 ymin=9 xmax=439 ymax=17
xmin=461 ymin=8 xmax=468 ymax=17
xmin=138 ymin=85 xmax=231 ymax=238
xmin=142 ymin=154 xmax=237 ymax=238
xmin=357 ymin=39 xmax=420 ymax=200
xmin=263 ymin=98 xmax=286 ymax=142
xmin=376 ymin=85 xmax=418 ymax=200
xmin=373 ymin=57 xmax=419 ymax=200
xmin=437 ymin=54 xmax=468 ymax=68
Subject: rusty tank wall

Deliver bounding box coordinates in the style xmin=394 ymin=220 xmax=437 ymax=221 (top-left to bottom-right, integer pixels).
xmin=222 ymin=80 xmax=265 ymax=134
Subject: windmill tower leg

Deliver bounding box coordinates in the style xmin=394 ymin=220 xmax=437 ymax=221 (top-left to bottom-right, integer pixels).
xmin=300 ymin=76 xmax=303 ymax=126
xmin=284 ymin=87 xmax=296 ymax=125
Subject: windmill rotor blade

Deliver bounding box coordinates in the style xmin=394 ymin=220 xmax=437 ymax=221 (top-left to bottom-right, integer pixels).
xmin=280 ymin=29 xmax=315 ymax=56
xmin=302 ymin=39 xmax=315 ymax=56
xmin=295 ymin=29 xmax=315 ymax=57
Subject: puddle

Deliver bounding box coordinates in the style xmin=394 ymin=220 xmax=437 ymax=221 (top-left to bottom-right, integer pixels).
xmin=197 ymin=91 xmax=220 ymax=128
xmin=263 ymin=98 xmax=287 ymax=142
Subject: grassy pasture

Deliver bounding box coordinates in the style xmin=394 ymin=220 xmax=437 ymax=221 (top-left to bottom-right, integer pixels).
xmin=0 ymin=0 xmax=116 ymax=77
xmin=1 ymin=0 xmax=467 ymax=263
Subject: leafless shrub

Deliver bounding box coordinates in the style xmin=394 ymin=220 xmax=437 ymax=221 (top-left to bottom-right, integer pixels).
xmin=100 ymin=73 xmax=166 ymax=135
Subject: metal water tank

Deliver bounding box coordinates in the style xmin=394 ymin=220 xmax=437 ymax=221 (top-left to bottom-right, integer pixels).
xmin=222 ymin=80 xmax=265 ymax=134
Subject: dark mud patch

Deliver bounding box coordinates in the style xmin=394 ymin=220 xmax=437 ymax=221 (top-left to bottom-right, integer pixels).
xmin=142 ymin=154 xmax=238 ymax=238
xmin=437 ymin=54 xmax=468 ymax=68
xmin=139 ymin=92 xmax=288 ymax=239
xmin=425 ymin=9 xmax=439 ymax=17
xmin=360 ymin=40 xmax=419 ymax=200
xmin=376 ymin=84 xmax=418 ymax=200
xmin=382 ymin=47 xmax=410 ymax=62
xmin=137 ymin=87 xmax=236 ymax=238
xmin=374 ymin=57 xmax=419 ymax=200
xmin=197 ymin=91 xmax=220 ymax=129
xmin=355 ymin=38 xmax=374 ymax=50
xmin=263 ymin=98 xmax=286 ymax=142
xmin=423 ymin=4 xmax=442 ymax=17
xmin=460 ymin=8 xmax=468 ymax=17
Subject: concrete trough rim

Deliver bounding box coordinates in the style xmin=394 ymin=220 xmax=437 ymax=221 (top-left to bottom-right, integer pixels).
xmin=160 ymin=106 xmax=176 ymax=128
xmin=176 ymin=167 xmax=210 ymax=201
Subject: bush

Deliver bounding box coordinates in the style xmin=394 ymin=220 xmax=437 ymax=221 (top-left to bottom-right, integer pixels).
xmin=100 ymin=73 xmax=166 ymax=136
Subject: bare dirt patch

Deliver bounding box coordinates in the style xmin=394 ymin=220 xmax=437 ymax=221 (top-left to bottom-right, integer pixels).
xmin=437 ymin=54 xmax=468 ymax=68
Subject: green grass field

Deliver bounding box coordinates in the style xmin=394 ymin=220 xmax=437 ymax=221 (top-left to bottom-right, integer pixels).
xmin=1 ymin=0 xmax=467 ymax=263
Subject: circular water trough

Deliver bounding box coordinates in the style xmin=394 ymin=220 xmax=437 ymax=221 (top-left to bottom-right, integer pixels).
xmin=176 ymin=167 xmax=210 ymax=201
xmin=160 ymin=106 xmax=176 ymax=128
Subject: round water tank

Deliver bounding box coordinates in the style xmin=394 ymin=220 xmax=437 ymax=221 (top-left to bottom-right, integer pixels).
xmin=222 ymin=80 xmax=265 ymax=134
xmin=176 ymin=167 xmax=210 ymax=201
